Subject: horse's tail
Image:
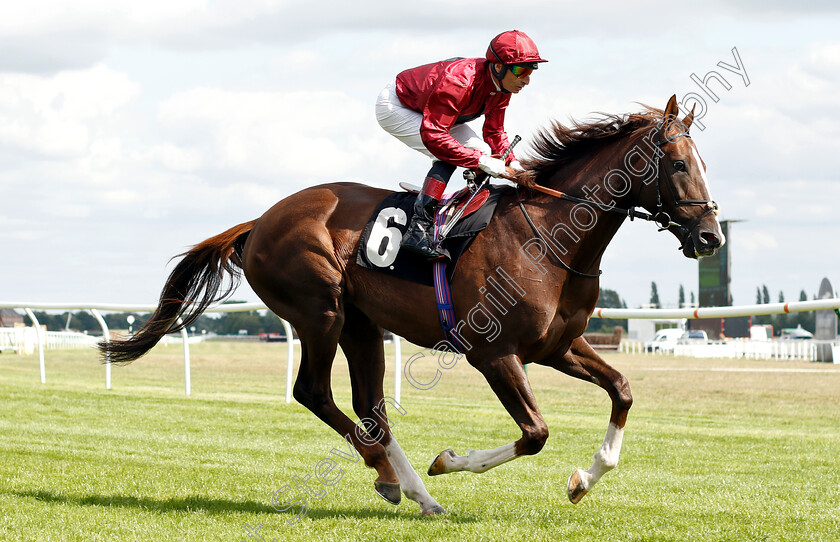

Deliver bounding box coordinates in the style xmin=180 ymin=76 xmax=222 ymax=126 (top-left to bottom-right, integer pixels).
xmin=98 ymin=219 xmax=257 ymax=365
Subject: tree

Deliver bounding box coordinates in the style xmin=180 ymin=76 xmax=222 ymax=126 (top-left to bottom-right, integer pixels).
xmin=678 ymin=284 xmax=685 ymax=307
xmin=103 ymin=312 xmax=151 ymax=332
xmin=793 ymin=290 xmax=816 ymax=333
xmin=752 ymin=284 xmax=773 ymax=325
xmin=650 ymin=282 xmax=660 ymax=308
xmin=585 ymin=288 xmax=628 ymax=333
xmin=690 ymin=291 xmax=695 ymax=305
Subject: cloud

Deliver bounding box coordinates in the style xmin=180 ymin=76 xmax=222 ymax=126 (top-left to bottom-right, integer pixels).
xmin=0 ymin=0 xmax=210 ymax=37
xmin=739 ymin=231 xmax=780 ymax=251
xmin=6 ymin=1 xmax=836 ymax=69
xmin=754 ymin=204 xmax=777 ymax=217
xmin=144 ymin=144 xmax=204 ymax=173
xmin=156 ymin=87 xmax=387 ymax=182
xmin=0 ymin=64 xmax=140 ymax=159
xmin=805 ymin=41 xmax=840 ymax=77
xmin=1 ymin=2 xmax=838 ymax=307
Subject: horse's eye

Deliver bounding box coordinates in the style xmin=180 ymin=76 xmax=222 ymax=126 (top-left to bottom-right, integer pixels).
xmin=673 ymin=160 xmax=686 ymax=171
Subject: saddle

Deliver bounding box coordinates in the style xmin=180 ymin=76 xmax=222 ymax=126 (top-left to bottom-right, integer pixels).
xmin=398 ymin=181 xmax=492 ymax=232
xmin=356 ymin=184 xmax=503 ymax=286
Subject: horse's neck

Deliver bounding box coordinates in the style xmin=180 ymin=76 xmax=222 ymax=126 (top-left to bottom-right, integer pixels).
xmin=541 ymin=137 xmax=648 ymax=273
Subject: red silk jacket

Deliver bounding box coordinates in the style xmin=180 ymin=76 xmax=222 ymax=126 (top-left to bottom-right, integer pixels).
xmin=395 ymin=57 xmax=516 ymax=168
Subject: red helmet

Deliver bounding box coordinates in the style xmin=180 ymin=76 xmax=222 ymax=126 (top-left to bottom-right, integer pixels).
xmin=486 ymin=30 xmax=548 ymax=67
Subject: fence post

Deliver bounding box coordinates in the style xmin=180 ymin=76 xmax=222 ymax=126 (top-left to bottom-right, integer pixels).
xmin=89 ymin=309 xmax=111 ymax=390
xmin=176 ymin=318 xmax=190 ymax=396
xmin=23 ymin=308 xmax=46 ymax=384
xmin=280 ymin=318 xmax=295 ymax=404
xmin=393 ymin=334 xmax=402 ymax=404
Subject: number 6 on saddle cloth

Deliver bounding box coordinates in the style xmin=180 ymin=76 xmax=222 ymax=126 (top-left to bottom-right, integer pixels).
xmin=356 ymin=184 xmax=502 ymax=287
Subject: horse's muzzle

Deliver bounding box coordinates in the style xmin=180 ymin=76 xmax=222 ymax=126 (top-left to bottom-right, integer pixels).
xmin=683 ymin=224 xmax=725 ymax=259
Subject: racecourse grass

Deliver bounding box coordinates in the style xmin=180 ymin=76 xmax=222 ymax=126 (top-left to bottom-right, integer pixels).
xmin=2 ymin=341 xmax=839 ymax=541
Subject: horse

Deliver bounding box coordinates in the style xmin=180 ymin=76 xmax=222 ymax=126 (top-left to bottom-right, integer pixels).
xmin=100 ymin=95 xmax=724 ymax=515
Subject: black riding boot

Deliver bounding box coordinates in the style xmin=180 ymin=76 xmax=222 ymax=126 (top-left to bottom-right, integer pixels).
xmin=400 ymin=162 xmax=455 ymax=259
xmin=401 ymin=192 xmax=444 ymax=259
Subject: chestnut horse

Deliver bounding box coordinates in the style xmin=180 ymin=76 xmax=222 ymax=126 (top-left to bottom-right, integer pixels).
xmin=100 ymin=96 xmax=723 ymax=515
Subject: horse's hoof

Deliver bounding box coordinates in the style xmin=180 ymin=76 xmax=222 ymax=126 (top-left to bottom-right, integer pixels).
xmin=567 ymin=469 xmax=589 ymax=504
xmin=422 ymin=504 xmax=446 ymax=516
xmin=428 ymin=449 xmax=454 ymax=476
xmin=374 ymin=481 xmax=401 ymax=505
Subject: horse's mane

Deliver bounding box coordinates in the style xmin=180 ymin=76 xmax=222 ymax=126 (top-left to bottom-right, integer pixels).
xmin=520 ymin=106 xmax=664 ymax=186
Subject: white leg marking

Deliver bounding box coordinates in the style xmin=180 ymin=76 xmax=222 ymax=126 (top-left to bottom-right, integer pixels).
xmin=440 ymin=442 xmax=518 ymax=474
xmin=576 ymin=423 xmax=624 ymax=491
xmin=384 ymin=438 xmax=443 ymax=514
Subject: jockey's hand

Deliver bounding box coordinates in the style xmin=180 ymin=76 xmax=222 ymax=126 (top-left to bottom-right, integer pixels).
xmin=500 ymin=160 xmax=535 ymax=189
xmin=505 ymin=160 xmax=525 ymax=178
xmin=477 ymin=155 xmax=507 ymax=178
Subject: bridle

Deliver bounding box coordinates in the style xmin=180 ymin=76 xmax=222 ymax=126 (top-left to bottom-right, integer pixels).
xmin=646 ymin=130 xmax=719 ymax=245
xmin=517 ymin=124 xmax=719 ymax=278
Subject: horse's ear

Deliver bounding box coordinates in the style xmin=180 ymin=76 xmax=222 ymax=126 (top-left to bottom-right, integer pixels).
xmin=660 ymin=94 xmax=680 ymax=141
xmin=682 ymin=104 xmax=696 ymax=132
xmin=664 ymin=94 xmax=679 ymax=119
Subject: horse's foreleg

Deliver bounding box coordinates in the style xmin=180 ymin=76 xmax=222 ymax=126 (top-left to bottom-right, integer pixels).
xmin=551 ymin=337 xmax=633 ymax=504
xmin=428 ymin=443 xmax=518 ymax=475
xmin=340 ymin=305 xmax=444 ymax=514
xmin=428 ymin=353 xmax=548 ymax=475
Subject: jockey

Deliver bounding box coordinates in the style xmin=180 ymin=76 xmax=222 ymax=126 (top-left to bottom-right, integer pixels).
xmin=375 ymin=30 xmax=547 ymax=259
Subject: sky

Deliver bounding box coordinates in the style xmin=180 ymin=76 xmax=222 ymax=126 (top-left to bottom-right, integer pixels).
xmin=1 ymin=0 xmax=838 ymax=310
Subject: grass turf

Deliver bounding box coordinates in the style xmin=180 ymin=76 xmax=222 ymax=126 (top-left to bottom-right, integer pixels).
xmin=1 ymin=341 xmax=839 ymax=541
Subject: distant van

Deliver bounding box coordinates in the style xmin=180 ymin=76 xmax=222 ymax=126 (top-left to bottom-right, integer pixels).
xmin=679 ymin=330 xmax=710 ymax=344
xmin=750 ymin=325 xmax=773 ymax=341
xmin=644 ymin=328 xmax=683 ymax=353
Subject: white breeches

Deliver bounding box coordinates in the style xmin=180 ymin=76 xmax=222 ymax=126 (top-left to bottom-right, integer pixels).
xmin=375 ymin=83 xmax=492 ymax=160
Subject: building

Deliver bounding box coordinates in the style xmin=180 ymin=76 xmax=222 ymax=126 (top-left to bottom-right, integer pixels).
xmin=0 ymin=309 xmax=24 ymax=327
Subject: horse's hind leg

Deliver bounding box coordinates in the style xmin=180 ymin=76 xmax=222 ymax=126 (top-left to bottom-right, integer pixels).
xmin=339 ymin=305 xmax=445 ymax=515
xmin=290 ymin=303 xmax=400 ymax=505
xmin=548 ymin=336 xmax=633 ymax=503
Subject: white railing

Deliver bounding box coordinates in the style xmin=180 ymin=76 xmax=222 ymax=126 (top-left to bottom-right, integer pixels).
xmin=2 ymin=298 xmax=839 ymax=401
xmin=0 ymin=300 xmax=404 ymax=404
xmin=0 ymin=327 xmax=19 ymax=352
xmin=45 ymin=330 xmax=100 ymax=350
xmin=589 ymin=298 xmax=840 ymax=319
xmin=603 ymin=298 xmax=840 ymax=363
xmin=622 ymin=338 xmax=837 ymax=362
xmin=1 ymin=327 xmax=99 ymax=352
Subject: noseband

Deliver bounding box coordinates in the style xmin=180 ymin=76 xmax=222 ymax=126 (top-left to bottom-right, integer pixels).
xmin=517 ymin=125 xmax=719 ymax=276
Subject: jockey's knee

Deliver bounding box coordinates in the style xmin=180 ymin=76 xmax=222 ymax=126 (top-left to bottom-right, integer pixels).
xmin=464 ymin=138 xmax=492 ymax=156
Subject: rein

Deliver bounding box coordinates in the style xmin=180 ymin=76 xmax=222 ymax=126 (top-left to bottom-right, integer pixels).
xmin=514 ymin=128 xmax=718 ymax=278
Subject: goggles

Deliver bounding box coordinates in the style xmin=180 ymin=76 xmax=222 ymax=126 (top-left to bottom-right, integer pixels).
xmin=510 ymin=64 xmax=534 ymax=79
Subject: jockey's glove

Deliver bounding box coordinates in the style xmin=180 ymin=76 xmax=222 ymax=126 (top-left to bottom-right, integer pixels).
xmin=478 ymin=155 xmax=507 ymax=178
xmin=509 ymin=160 xmax=524 ymax=172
